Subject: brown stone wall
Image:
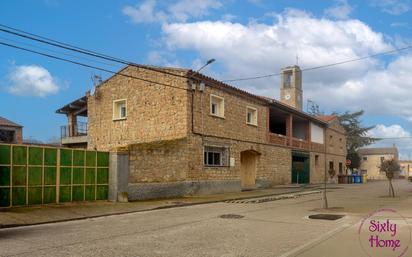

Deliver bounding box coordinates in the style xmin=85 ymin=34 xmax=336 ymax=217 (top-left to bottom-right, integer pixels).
xmin=310 ymin=152 xmax=326 ymax=184
xmin=87 ymin=66 xmax=190 ymax=151
xmin=191 ymin=84 xmax=268 ymax=144
xmin=128 ymin=138 xmax=189 ymax=183
xmin=325 ymin=118 xmax=346 ymax=180
xmin=186 ymin=135 xmax=291 ymax=185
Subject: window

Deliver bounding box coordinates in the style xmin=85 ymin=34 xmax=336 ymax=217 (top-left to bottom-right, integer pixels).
xmin=339 ymin=162 xmax=343 ymax=174
xmin=363 ymin=156 xmax=368 ymax=161
xmin=204 ymin=146 xmax=228 ymax=167
xmin=113 ymin=99 xmax=127 ymax=120
xmin=329 ymin=161 xmax=334 ymax=170
xmin=246 ymin=106 xmax=258 ymax=126
xmin=315 ymin=155 xmax=319 ymax=166
xmin=210 ymin=94 xmax=224 ymax=118
xmin=284 ymin=72 xmax=292 ymax=88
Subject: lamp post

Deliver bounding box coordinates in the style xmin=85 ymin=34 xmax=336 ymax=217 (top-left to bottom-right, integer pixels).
xmin=196 ymin=58 xmax=215 ymax=72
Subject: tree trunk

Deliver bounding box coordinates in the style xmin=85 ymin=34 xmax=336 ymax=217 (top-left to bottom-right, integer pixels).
xmin=389 ymin=179 xmax=395 ymax=197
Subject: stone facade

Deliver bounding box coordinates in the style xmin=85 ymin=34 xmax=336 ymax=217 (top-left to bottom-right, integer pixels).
xmin=87 ymin=66 xmax=189 ymax=151
xmin=59 ymin=65 xmax=347 ymax=200
xmin=323 ymin=117 xmax=347 ymax=182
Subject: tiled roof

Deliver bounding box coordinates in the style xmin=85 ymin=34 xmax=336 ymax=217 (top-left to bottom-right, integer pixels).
xmin=358 ymin=147 xmax=398 ymax=155
xmin=0 ymin=116 xmax=22 ymax=127
xmin=317 ymin=115 xmax=337 ymax=122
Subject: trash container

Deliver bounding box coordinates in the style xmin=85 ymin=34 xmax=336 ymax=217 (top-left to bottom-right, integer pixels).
xmin=362 ymin=174 xmax=367 ymax=183
xmin=348 ymin=175 xmax=353 ymax=184
xmin=338 ymin=175 xmax=344 ymax=184
xmin=354 ymin=175 xmax=361 ymax=184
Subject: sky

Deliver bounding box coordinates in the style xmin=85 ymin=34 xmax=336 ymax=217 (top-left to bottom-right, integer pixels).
xmin=0 ymin=0 xmax=412 ymax=157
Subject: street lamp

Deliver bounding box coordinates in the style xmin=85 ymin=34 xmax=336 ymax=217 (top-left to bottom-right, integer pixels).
xmin=196 ymin=58 xmax=215 ymax=72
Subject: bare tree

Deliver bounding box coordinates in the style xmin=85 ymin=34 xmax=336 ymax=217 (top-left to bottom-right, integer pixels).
xmin=380 ymin=159 xmax=400 ymax=197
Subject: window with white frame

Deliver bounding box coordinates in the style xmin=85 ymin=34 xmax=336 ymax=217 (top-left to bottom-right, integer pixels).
xmin=246 ymin=106 xmax=257 ymax=126
xmin=113 ymin=99 xmax=127 ymax=120
xmin=204 ymin=146 xmax=228 ymax=167
xmin=210 ymin=94 xmax=224 ymax=118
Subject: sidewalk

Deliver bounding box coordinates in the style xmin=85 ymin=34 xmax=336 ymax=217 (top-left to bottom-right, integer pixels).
xmin=0 ymin=184 xmax=322 ymax=229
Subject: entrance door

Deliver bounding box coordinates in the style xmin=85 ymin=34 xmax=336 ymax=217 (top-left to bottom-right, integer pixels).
xmin=241 ymin=151 xmax=258 ymax=190
xmin=291 ymin=153 xmax=310 ymax=184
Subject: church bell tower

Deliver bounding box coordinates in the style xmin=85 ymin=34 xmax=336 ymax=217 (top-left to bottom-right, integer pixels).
xmin=280 ymin=65 xmax=302 ymax=111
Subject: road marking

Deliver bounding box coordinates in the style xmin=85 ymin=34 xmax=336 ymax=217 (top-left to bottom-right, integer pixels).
xmin=277 ymin=223 xmax=352 ymax=257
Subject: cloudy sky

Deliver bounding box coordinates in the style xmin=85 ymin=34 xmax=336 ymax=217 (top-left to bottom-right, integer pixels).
xmin=0 ymin=0 xmax=412 ymax=157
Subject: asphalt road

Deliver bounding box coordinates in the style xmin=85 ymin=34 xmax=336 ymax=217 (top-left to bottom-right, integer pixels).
xmin=1 ymin=180 xmax=411 ymax=257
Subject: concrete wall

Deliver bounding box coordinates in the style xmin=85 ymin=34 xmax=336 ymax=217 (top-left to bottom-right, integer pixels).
xmin=360 ymin=154 xmax=396 ymax=180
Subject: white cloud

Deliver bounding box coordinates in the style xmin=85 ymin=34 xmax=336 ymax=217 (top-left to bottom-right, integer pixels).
xmin=162 ymin=9 xmax=390 ymax=94
xmin=369 ymin=124 xmax=411 ymax=138
xmin=368 ymin=124 xmax=412 ymax=159
xmin=123 ymin=0 xmax=221 ymax=24
xmin=371 ymin=0 xmax=410 ymax=15
xmin=7 ymin=65 xmax=60 ymax=97
xmin=159 ymin=9 xmax=412 ymax=123
xmin=122 ymin=0 xmax=167 ymax=24
xmin=325 ymin=0 xmax=353 ymax=19
xmin=168 ymin=0 xmax=221 ymax=22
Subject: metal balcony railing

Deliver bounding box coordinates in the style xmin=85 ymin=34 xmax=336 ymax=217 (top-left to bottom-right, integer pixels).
xmin=60 ymin=122 xmax=88 ymax=139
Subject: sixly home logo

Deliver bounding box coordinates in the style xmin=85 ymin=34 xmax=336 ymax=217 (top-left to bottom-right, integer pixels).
xmin=358 ymin=208 xmax=411 ymax=257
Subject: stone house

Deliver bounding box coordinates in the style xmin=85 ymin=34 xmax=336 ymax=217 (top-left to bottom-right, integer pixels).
xmin=57 ymin=65 xmax=347 ymax=200
xmin=0 ymin=116 xmax=23 ymax=144
xmin=358 ymin=146 xmax=399 ymax=180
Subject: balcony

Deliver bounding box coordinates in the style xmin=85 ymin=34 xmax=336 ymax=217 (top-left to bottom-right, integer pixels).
xmin=268 ymin=132 xmax=325 ymax=152
xmin=60 ymin=122 xmax=89 ymax=146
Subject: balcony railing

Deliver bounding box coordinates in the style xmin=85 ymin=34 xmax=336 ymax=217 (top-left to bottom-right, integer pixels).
xmin=268 ymin=132 xmax=325 ymax=152
xmin=61 ymin=122 xmax=88 ymax=139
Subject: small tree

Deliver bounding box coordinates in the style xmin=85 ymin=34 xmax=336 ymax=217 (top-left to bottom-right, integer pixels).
xmin=380 ymin=159 xmax=400 ymax=197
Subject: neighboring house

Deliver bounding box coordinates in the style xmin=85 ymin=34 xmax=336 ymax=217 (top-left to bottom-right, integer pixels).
xmin=318 ymin=115 xmax=347 ymax=181
xmin=399 ymin=160 xmax=412 ymax=178
xmin=56 ymin=64 xmax=347 ymax=200
xmin=0 ymin=116 xmax=23 ymax=144
xmin=358 ymin=146 xmax=399 ymax=180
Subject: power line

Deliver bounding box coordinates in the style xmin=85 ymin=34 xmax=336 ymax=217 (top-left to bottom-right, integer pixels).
xmin=0 ymin=35 xmax=121 ymax=68
xmin=222 ymin=45 xmax=412 ymax=82
xmin=0 ymin=24 xmax=189 ymax=80
xmin=0 ymin=41 xmax=189 ymax=92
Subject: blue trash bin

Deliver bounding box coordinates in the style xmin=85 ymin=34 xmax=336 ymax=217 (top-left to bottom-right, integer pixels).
xmin=354 ymin=175 xmax=361 ymax=184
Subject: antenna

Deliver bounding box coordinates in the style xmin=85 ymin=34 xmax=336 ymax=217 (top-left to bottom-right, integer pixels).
xmin=90 ymin=73 xmax=102 ymax=96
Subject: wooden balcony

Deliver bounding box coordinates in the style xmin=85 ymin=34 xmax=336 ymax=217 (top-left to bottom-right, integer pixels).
xmin=268 ymin=133 xmax=325 ymax=152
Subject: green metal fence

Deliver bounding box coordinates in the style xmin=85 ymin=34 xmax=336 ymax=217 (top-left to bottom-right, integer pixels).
xmin=0 ymin=143 xmax=109 ymax=207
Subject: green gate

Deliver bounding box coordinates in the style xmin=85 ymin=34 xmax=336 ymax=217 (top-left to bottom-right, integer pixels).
xmin=0 ymin=143 xmax=109 ymax=207
xmin=291 ymin=152 xmax=310 ymax=184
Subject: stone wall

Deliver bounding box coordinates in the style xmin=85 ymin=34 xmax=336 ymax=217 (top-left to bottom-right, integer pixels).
xmin=324 ymin=118 xmax=346 ymax=180
xmin=191 ymin=83 xmax=268 ymax=143
xmin=87 ymin=66 xmax=190 ymax=151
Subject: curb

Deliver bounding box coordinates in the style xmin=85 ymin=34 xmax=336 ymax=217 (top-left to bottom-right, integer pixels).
xmin=0 ymin=186 xmax=326 ymax=230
